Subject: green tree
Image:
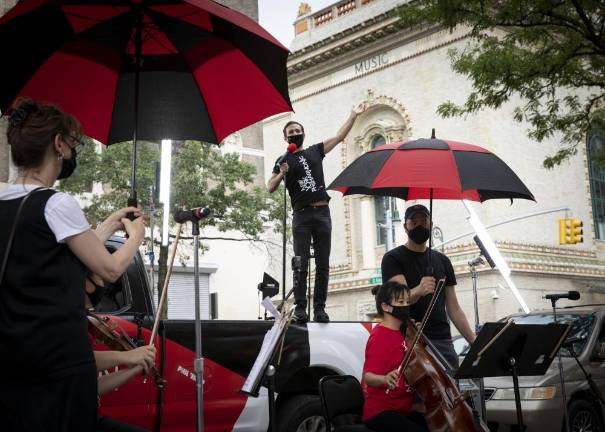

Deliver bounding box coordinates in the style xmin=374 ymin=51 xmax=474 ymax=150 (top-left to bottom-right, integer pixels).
xmin=58 ymin=139 xmax=283 ymax=316
xmin=395 ymin=0 xmax=605 ymax=167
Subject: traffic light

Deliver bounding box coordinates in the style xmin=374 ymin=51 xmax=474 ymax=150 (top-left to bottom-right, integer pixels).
xmin=569 ymin=219 xmax=583 ymax=244
xmin=559 ymin=218 xmax=583 ymax=244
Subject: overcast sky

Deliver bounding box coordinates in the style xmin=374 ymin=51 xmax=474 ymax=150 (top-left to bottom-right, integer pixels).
xmin=258 ymin=0 xmax=335 ymax=48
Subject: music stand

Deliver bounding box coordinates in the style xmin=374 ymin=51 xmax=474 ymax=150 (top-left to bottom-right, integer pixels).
xmin=455 ymin=321 xmax=571 ymax=430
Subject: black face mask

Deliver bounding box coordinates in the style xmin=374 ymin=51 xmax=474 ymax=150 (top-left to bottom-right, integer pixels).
xmin=57 ymin=147 xmax=77 ymax=180
xmin=287 ymin=134 xmax=305 ymax=148
xmin=408 ymin=225 xmax=430 ymax=245
xmin=87 ymin=276 xmax=106 ymax=308
xmin=388 ymin=304 xmax=410 ymax=323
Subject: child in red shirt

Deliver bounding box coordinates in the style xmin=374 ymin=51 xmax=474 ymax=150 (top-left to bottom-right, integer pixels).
xmin=362 ymin=281 xmax=427 ymax=432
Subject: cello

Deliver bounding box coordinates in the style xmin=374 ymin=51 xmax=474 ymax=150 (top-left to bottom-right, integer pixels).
xmin=392 ymin=279 xmax=488 ymax=432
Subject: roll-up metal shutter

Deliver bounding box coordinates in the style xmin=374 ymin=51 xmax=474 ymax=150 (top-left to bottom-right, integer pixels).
xmin=166 ymin=271 xmax=210 ymax=319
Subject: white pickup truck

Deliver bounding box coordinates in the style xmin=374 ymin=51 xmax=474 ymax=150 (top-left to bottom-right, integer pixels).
xmin=93 ymin=237 xmax=371 ymax=432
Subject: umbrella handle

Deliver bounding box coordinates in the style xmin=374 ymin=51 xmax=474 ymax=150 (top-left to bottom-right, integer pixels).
xmin=126 ymin=196 xmax=138 ymax=221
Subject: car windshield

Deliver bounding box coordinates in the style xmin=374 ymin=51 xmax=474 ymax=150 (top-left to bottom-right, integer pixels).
xmin=508 ymin=312 xmax=596 ymax=357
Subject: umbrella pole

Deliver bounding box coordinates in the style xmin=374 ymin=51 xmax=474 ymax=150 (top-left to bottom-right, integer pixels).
xmin=427 ymin=188 xmax=433 ymax=275
xmin=282 ymin=181 xmax=287 ymax=301
xmin=128 ymin=8 xmax=143 ymax=210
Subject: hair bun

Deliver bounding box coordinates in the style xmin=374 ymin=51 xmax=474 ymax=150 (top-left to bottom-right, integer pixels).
xmin=8 ymin=100 xmax=39 ymax=128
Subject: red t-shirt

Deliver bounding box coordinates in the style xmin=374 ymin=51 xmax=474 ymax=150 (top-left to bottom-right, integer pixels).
xmin=362 ymin=324 xmax=414 ymax=421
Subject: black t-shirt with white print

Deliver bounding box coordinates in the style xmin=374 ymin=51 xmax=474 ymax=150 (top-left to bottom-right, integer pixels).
xmin=381 ymin=245 xmax=457 ymax=340
xmin=273 ymin=143 xmax=331 ymax=211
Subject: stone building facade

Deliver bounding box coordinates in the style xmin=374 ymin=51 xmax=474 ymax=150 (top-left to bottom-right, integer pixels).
xmin=262 ymin=0 xmax=605 ymax=327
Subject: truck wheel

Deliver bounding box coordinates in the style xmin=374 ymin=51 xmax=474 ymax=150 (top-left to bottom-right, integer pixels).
xmin=276 ymin=394 xmax=327 ymax=432
xmin=568 ymin=399 xmax=603 ymax=432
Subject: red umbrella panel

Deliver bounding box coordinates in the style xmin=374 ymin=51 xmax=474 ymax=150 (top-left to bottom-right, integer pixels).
xmin=328 ymin=139 xmax=535 ymax=202
xmin=0 ymin=0 xmax=292 ymax=145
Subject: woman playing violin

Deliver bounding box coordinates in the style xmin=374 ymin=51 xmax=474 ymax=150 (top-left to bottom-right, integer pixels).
xmin=363 ymin=281 xmax=428 ymax=432
xmin=0 ymin=98 xmax=146 ymax=432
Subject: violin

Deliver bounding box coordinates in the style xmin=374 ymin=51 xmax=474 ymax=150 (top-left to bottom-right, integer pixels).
xmin=87 ymin=311 xmax=166 ymax=389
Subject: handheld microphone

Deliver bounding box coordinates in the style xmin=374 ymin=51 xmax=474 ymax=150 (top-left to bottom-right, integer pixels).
xmin=276 ymin=144 xmax=297 ymax=167
xmin=173 ymin=207 xmax=211 ymax=224
xmin=544 ymin=291 xmax=580 ymax=301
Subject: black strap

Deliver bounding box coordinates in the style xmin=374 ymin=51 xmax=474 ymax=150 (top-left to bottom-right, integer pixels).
xmin=0 ymin=187 xmax=45 ymax=284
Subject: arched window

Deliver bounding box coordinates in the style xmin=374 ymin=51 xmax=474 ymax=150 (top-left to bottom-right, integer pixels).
xmin=371 ymin=135 xmax=399 ymax=246
xmin=588 ymin=121 xmax=605 ymax=240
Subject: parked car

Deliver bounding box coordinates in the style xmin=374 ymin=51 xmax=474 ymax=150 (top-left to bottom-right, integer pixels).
xmin=479 ymin=306 xmax=605 ymax=432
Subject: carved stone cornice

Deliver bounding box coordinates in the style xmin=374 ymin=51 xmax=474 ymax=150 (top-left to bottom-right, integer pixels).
xmin=289 ymin=11 xmax=402 ymax=65
xmin=289 ymin=28 xmax=467 ymax=103
xmin=446 ymin=241 xmax=605 ymax=278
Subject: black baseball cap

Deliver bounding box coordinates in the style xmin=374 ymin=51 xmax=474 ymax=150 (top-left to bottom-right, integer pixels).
xmin=404 ymin=204 xmax=430 ymax=220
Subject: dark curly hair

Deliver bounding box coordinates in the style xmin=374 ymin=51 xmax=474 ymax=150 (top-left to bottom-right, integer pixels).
xmin=282 ymin=121 xmax=305 ymax=138
xmin=7 ymin=98 xmax=81 ymax=169
xmin=371 ymin=281 xmax=410 ymax=317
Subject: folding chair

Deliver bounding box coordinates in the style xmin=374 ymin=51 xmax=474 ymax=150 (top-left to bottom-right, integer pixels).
xmin=318 ymin=375 xmax=375 ymax=432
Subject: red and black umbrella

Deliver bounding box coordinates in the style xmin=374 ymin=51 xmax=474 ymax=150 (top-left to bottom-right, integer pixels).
xmin=0 ymin=0 xmax=292 ymax=204
xmin=328 ymin=133 xmax=534 ymax=262
xmin=329 ymin=136 xmax=534 ymax=202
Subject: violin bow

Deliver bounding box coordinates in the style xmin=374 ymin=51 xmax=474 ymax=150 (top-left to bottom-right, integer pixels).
xmin=149 ymin=223 xmax=183 ymax=343
xmin=399 ymin=277 xmax=446 ymax=373
xmin=386 ymin=277 xmax=446 ymax=394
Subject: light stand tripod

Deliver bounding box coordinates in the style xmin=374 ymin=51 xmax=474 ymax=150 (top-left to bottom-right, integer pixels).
xmin=550 ymin=297 xmax=571 ymax=432
xmin=147 ymin=186 xmax=157 ymax=300
xmin=191 ymin=218 xmax=205 ymax=432
xmin=468 ymin=234 xmax=496 ymax=423
xmin=467 ymin=255 xmax=487 ymax=422
xmin=281 ymin=179 xmax=287 ymax=303
xmin=173 ymin=209 xmax=211 ymax=432
xmin=307 ymin=241 xmax=314 ymax=318
xmin=266 ymin=365 xmax=277 ymax=432
xmin=566 ymin=340 xmax=605 ymax=408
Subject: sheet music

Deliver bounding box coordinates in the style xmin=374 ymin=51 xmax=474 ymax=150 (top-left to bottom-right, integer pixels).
xmin=262 ymin=296 xmax=281 ymax=319
xmin=241 ymin=301 xmax=289 ymax=395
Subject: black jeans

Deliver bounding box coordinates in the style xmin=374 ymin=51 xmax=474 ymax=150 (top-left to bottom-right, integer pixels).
xmin=365 ymin=411 xmax=428 ymax=432
xmin=97 ymin=417 xmax=147 ymax=432
xmin=292 ymin=205 xmax=331 ymax=309
xmin=428 ymin=337 xmax=460 ymax=371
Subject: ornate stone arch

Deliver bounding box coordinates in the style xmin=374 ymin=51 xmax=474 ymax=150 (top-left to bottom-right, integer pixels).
xmin=342 ymin=88 xmax=412 ymax=165
xmin=339 ymin=89 xmax=412 ymax=272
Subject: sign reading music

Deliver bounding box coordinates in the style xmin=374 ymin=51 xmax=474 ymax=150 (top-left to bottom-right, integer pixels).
xmin=354 ymin=53 xmax=389 ymax=74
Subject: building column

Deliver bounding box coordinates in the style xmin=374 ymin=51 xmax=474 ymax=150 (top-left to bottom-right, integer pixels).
xmin=360 ymin=196 xmax=375 ymax=269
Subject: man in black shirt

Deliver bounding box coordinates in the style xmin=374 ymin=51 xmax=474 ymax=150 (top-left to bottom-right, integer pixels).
xmin=381 ymin=204 xmax=475 ymax=368
xmin=268 ymin=103 xmax=368 ymax=323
